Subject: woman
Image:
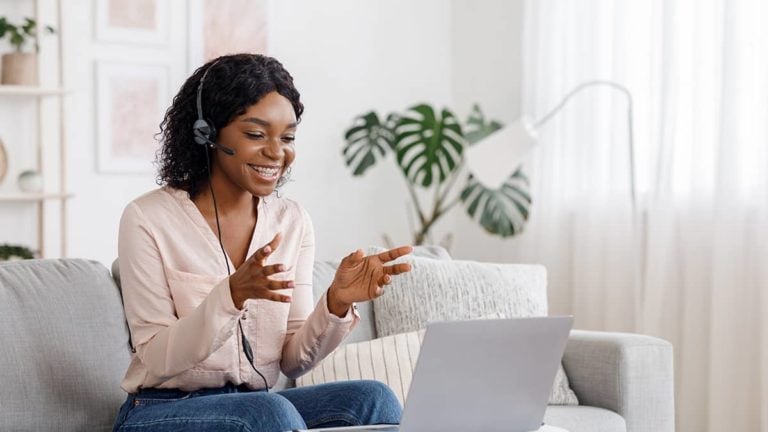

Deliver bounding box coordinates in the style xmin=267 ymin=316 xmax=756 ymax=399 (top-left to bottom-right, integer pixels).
xmin=113 ymin=53 xmax=412 ymax=431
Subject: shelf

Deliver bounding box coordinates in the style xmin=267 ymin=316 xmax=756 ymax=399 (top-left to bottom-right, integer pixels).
xmin=0 ymin=85 xmax=67 ymax=97
xmin=0 ymin=193 xmax=73 ymax=202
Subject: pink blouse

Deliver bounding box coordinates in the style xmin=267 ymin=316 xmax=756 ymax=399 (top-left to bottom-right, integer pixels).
xmin=117 ymin=186 xmax=358 ymax=393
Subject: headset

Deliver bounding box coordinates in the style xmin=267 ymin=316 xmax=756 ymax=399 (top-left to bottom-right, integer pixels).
xmin=196 ymin=59 xmax=269 ymax=391
xmin=193 ymin=60 xmax=235 ymax=156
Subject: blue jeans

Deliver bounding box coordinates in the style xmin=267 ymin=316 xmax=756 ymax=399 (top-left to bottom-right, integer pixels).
xmin=112 ymin=380 xmax=402 ymax=431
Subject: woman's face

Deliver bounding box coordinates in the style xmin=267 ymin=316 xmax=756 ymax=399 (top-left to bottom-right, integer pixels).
xmin=214 ymin=91 xmax=298 ymax=197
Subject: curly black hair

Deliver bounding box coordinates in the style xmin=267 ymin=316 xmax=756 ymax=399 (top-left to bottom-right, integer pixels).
xmin=155 ymin=54 xmax=304 ymax=199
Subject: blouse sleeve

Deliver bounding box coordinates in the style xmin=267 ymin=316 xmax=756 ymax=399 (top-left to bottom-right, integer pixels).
xmin=118 ymin=202 xmax=241 ymax=383
xmin=279 ymin=205 xmax=359 ymax=378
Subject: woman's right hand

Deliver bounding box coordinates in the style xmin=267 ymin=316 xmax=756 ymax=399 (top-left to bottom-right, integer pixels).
xmin=228 ymin=232 xmax=294 ymax=309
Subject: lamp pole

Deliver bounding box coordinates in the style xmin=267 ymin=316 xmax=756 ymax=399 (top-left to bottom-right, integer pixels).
xmin=533 ymin=80 xmax=636 ymax=210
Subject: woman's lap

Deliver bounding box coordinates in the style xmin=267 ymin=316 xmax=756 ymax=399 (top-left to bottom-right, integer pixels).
xmin=113 ymin=380 xmax=401 ymax=432
xmin=277 ymin=380 xmax=402 ymax=429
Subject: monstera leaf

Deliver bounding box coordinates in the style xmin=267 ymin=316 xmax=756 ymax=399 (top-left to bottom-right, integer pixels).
xmin=464 ymin=104 xmax=503 ymax=145
xmin=342 ymin=111 xmax=398 ymax=176
xmin=394 ymin=104 xmax=463 ymax=187
xmin=461 ymin=169 xmax=532 ymax=237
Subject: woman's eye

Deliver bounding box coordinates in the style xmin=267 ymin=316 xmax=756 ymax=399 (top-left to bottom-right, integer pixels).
xmin=282 ymin=136 xmax=296 ymax=143
xmin=245 ymin=133 xmax=265 ymax=140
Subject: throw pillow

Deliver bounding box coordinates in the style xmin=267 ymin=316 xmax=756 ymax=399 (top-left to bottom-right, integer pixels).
xmin=373 ymin=257 xmax=548 ymax=337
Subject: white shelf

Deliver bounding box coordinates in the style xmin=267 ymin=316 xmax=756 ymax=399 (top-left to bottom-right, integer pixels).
xmin=0 ymin=193 xmax=73 ymax=202
xmin=0 ymin=85 xmax=67 ymax=97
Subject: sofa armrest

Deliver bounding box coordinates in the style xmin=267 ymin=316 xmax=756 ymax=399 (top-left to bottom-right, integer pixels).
xmin=562 ymin=330 xmax=675 ymax=432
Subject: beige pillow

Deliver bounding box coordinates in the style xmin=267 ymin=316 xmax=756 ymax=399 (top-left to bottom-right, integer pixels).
xmin=296 ymin=326 xmax=578 ymax=406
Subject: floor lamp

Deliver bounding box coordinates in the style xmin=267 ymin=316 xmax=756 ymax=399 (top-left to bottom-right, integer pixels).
xmin=465 ymin=80 xmax=636 ymax=211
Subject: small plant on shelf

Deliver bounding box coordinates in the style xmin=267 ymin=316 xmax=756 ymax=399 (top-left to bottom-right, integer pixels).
xmin=0 ymin=17 xmax=56 ymax=86
xmin=0 ymin=243 xmax=35 ymax=261
xmin=0 ymin=17 xmax=55 ymax=53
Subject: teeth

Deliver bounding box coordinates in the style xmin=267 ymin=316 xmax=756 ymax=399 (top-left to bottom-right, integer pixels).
xmin=250 ymin=165 xmax=280 ymax=177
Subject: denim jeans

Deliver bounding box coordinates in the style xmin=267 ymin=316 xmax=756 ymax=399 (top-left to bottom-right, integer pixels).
xmin=112 ymin=380 xmax=402 ymax=432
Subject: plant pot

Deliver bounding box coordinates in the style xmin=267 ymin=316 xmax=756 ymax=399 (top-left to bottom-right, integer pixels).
xmin=1 ymin=53 xmax=39 ymax=86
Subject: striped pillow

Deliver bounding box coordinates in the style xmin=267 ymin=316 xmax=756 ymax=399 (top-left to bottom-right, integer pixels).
xmin=295 ymin=327 xmax=578 ymax=406
xmin=297 ymin=330 xmax=424 ymax=404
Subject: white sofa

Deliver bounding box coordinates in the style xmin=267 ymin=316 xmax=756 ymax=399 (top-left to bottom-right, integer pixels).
xmin=0 ymin=252 xmax=674 ymax=431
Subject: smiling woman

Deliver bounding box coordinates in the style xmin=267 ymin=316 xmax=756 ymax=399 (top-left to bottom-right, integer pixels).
xmin=113 ymin=54 xmax=412 ymax=432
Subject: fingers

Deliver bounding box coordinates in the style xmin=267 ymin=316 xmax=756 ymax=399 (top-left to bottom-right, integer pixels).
xmin=376 ymin=245 xmax=413 ymax=263
xmin=383 ymin=262 xmax=412 ymax=276
xmin=377 ymin=274 xmax=392 ymax=286
xmin=255 ymin=264 xmax=294 ymax=290
xmin=249 ymin=232 xmax=283 ymax=265
xmin=260 ymin=263 xmax=289 ymax=277
xmin=264 ymin=292 xmax=292 ymax=303
xmin=343 ymin=249 xmax=365 ymax=265
xmin=265 ymin=278 xmax=295 ymax=290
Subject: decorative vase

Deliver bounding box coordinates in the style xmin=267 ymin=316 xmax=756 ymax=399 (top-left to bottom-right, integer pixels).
xmin=1 ymin=53 xmax=39 ymax=86
xmin=17 ymin=170 xmax=43 ymax=193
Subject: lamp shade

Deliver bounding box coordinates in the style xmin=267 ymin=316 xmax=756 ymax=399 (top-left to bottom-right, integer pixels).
xmin=464 ymin=116 xmax=538 ymax=189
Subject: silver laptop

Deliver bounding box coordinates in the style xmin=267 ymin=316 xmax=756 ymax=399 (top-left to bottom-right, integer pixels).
xmin=298 ymin=316 xmax=573 ymax=432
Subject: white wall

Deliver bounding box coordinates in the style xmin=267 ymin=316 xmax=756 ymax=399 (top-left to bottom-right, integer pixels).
xmin=1 ymin=0 xmax=524 ymax=266
xmin=57 ymin=0 xmax=458 ymax=265
xmin=446 ymin=0 xmax=526 ymax=261
xmin=60 ymin=0 xmax=187 ymax=265
xmin=271 ymin=0 xmax=454 ymax=261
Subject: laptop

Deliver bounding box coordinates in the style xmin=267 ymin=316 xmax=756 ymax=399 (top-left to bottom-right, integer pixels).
xmin=297 ymin=316 xmax=573 ymax=432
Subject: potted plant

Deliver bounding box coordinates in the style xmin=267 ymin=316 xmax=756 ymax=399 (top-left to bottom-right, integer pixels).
xmin=0 ymin=17 xmax=55 ymax=86
xmin=0 ymin=243 xmax=35 ymax=261
xmin=343 ymin=104 xmax=531 ymax=248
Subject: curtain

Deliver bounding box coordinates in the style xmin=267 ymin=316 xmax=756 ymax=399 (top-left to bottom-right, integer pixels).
xmin=517 ymin=1 xmax=768 ymax=431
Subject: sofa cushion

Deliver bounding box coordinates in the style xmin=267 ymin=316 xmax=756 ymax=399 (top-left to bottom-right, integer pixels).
xmin=0 ymin=259 xmax=132 ymax=432
xmin=544 ymin=405 xmax=627 ymax=432
xmin=373 ymin=257 xmax=548 ymax=336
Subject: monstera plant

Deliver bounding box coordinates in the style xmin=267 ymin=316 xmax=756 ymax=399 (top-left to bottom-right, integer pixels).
xmin=342 ymin=104 xmax=532 ymax=246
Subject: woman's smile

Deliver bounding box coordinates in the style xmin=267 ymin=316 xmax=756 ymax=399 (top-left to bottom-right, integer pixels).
xmin=248 ymin=164 xmax=281 ymax=182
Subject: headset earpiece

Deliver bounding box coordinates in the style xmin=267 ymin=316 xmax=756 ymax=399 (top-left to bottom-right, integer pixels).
xmin=192 ymin=118 xmax=217 ymax=146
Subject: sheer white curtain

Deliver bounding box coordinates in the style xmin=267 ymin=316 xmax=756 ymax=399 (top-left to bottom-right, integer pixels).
xmin=517 ymin=1 xmax=768 ymax=431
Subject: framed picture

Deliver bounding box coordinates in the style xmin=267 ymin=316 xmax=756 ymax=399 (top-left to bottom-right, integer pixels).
xmin=95 ymin=0 xmax=169 ymax=45
xmin=95 ymin=61 xmax=170 ymax=173
xmin=187 ymin=0 xmax=269 ymax=71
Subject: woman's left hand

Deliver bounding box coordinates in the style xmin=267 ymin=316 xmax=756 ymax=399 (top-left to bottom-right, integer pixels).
xmin=327 ymin=246 xmax=413 ymax=317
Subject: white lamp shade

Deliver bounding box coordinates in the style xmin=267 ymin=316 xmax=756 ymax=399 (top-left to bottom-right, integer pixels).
xmin=464 ymin=116 xmax=539 ymax=189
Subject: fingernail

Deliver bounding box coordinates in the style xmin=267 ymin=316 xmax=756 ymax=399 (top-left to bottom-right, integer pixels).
xmin=287 ymin=281 xmax=295 ymax=288
xmin=264 ymin=246 xmax=272 ymax=253
xmin=284 ymin=297 xmax=292 ymax=303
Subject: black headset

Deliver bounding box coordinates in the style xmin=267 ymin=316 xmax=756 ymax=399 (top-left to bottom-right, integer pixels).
xmin=193 ymin=60 xmax=235 ymax=156
xmin=196 ymin=59 xmax=269 ymax=391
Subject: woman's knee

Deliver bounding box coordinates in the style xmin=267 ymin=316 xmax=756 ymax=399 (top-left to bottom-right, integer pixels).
xmin=232 ymin=392 xmax=306 ymax=431
xmin=336 ymin=380 xmax=403 ymax=424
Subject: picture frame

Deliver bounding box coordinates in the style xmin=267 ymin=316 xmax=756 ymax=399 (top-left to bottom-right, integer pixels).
xmin=95 ymin=61 xmax=170 ymax=173
xmin=187 ymin=0 xmax=269 ymax=72
xmin=95 ymin=0 xmax=169 ymax=45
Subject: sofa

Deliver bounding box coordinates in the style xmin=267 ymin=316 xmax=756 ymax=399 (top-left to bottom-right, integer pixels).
xmin=0 ymin=256 xmax=674 ymax=432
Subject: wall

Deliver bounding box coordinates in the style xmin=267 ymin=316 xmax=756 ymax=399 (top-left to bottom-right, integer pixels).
xmin=60 ymin=0 xmax=187 ymax=265
xmin=446 ymin=0 xmax=525 ymax=261
xmin=0 ymin=0 xmax=525 ymax=265
xmin=58 ymin=0 xmax=457 ymax=265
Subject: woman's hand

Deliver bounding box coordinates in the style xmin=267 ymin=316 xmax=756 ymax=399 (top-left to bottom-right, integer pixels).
xmin=229 ymin=232 xmax=294 ymax=309
xmin=327 ymin=246 xmax=413 ymax=317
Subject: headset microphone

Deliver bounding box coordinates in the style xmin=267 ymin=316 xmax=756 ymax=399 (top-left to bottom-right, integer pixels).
xmin=193 ymin=119 xmax=235 ymax=156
